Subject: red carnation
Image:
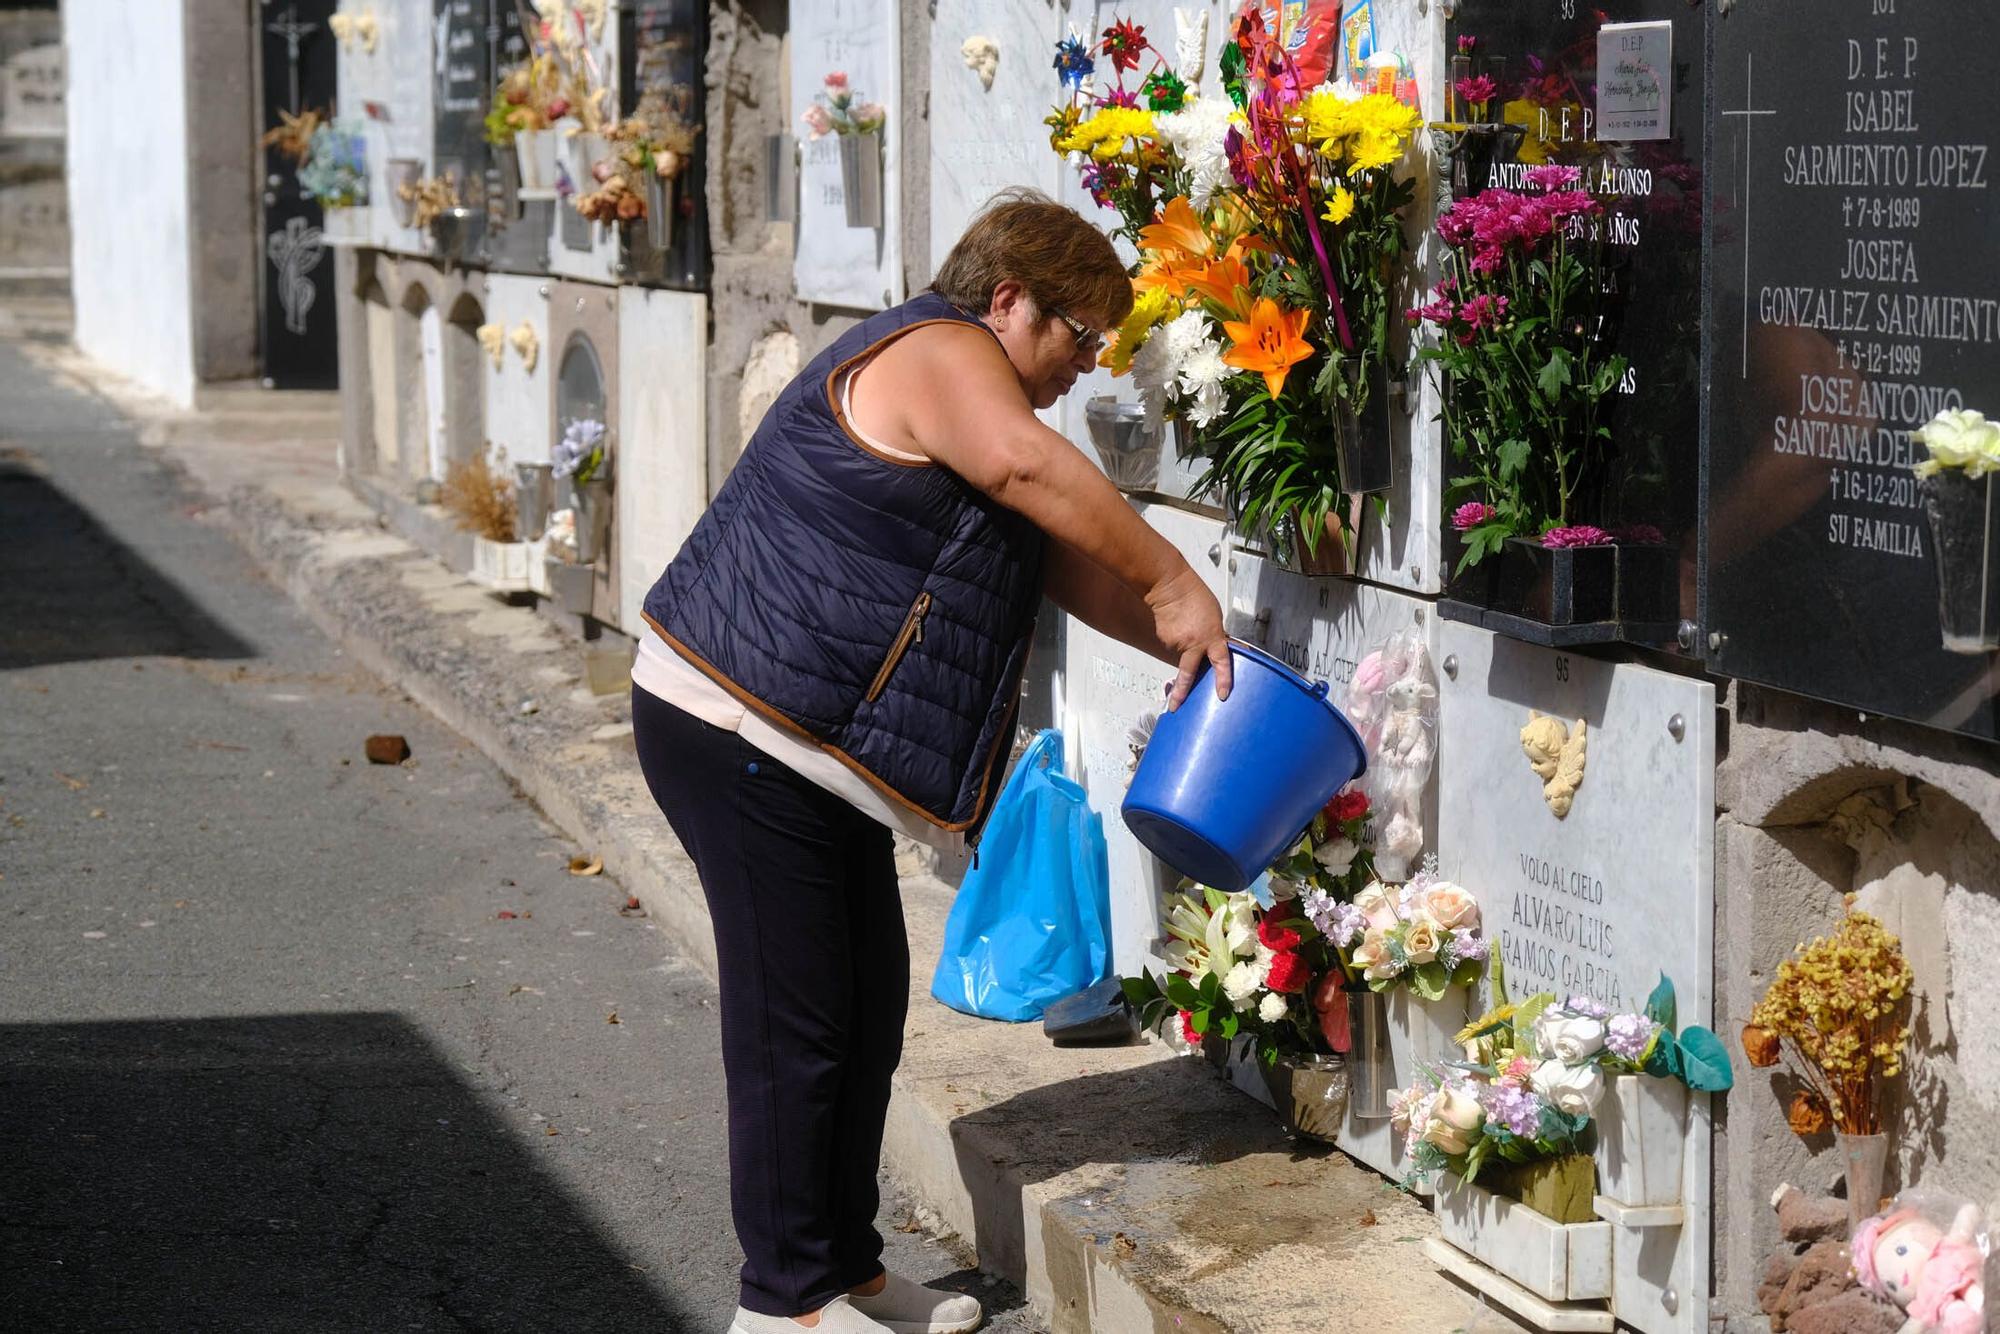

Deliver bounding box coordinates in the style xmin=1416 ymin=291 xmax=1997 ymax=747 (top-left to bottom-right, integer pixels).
xmin=1265 ymin=951 xmax=1310 ymax=994
xmin=1179 ymin=1009 xmax=1200 ymax=1044
xmin=1257 ymin=917 xmax=1302 ymax=953
xmin=1326 ymin=790 xmax=1370 ymax=825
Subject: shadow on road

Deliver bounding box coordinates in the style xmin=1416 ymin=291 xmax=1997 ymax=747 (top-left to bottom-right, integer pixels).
xmin=0 ymin=448 xmax=254 ymax=669
xmin=1 ymin=1012 xmax=701 ymax=1331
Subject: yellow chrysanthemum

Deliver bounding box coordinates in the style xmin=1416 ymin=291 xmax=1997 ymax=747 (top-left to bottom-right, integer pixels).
xmin=1055 ymin=107 xmax=1158 ymax=161
xmin=1101 ymin=285 xmax=1177 ymax=375
xmin=1322 ymin=185 xmax=1355 ymax=226
xmin=1300 ymin=91 xmax=1418 ymax=174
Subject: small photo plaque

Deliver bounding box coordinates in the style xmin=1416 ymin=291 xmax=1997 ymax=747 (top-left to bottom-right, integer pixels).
xmin=1596 ymin=20 xmax=1673 ymax=141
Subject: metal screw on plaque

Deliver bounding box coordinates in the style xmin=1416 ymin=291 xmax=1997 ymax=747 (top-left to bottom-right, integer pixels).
xmin=1668 ymin=714 xmax=1685 ymax=742
xmin=537 ymin=284 xmax=550 ymax=298
xmin=1707 ymin=630 xmax=1728 ymax=657
xmin=1442 ymin=654 xmax=1459 ymax=681
xmin=1663 ymin=1288 xmax=1679 ymax=1314
xmin=575 ymin=296 xmax=587 ymax=313
xmin=612 ymin=260 xmax=628 ymax=278
xmin=1409 ymin=564 xmax=1421 ymax=583
xmin=1676 ymin=620 xmax=1699 ymax=651
xmin=1207 ymin=543 xmax=1221 ymax=566
xmin=1227 ymin=556 xmax=1238 ymax=575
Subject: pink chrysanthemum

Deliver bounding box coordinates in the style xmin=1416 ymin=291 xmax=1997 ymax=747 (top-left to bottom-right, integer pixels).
xmin=1452 ymin=501 xmax=1496 ymax=531
xmin=1543 ymin=525 xmax=1614 ymax=549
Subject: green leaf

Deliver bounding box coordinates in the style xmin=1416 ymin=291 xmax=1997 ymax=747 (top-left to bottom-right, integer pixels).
xmin=1537 ymin=350 xmax=1573 ymax=401
xmin=1676 ymin=1026 xmax=1735 ymax=1092
xmin=1189 ymin=1008 xmax=1209 ymax=1035
xmin=1410 ymin=961 xmax=1449 ymax=1002
xmin=1165 ymin=974 xmax=1202 ymax=1011
xmin=1120 ymin=975 xmax=1159 ymax=1006
xmin=1496 ymin=437 xmax=1530 ymax=481
xmin=1220 ymin=1011 xmax=1241 ymax=1040
xmin=1643 ymin=1035 xmax=1682 ymax=1081
xmin=1199 ymin=970 xmax=1222 ymax=1004
xmin=1644 ymin=974 xmax=1678 ymax=1032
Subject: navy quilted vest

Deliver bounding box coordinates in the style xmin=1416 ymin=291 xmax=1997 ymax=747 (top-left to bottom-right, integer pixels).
xmin=641 ymin=291 xmax=1044 ymax=833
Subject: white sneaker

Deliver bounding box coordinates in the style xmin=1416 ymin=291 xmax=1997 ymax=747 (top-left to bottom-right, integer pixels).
xmin=847 ymin=1272 xmax=983 ymax=1334
xmin=728 ymin=1294 xmax=893 ymax=1334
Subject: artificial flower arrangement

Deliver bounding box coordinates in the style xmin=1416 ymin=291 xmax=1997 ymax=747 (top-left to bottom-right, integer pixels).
xmin=1410 ymin=163 xmax=1630 ymax=571
xmin=296 ymin=119 xmax=368 ymax=208
xmin=397 ymin=173 xmax=462 ymax=229
xmin=1123 ymin=788 xmax=1376 ymax=1064
xmin=261 ymin=106 xmax=325 ymax=169
xmin=573 ymin=93 xmax=700 ymax=226
xmin=1305 ymin=868 xmax=1487 ymax=1002
xmin=1396 ymin=961 xmax=1730 ymax=1221
xmin=800 ymin=71 xmax=887 ymax=140
xmin=552 ymin=418 xmax=609 ymax=485
xmin=1739 ymin=904 xmax=1911 ymax=1138
xmin=1914 ymin=408 xmax=2000 ymax=479
xmin=484 ymin=54 xmax=573 ymax=146
xmin=1048 ymin=12 xmax=1422 ymax=559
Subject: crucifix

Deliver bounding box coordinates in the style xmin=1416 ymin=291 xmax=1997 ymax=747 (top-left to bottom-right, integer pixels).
xmin=1721 ymin=52 xmax=1778 ymax=379
xmin=263 ymin=2 xmax=319 ymax=114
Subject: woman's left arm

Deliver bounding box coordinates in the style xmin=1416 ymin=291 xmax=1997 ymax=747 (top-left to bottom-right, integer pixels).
xmin=1043 ymin=537 xmax=1178 ymax=665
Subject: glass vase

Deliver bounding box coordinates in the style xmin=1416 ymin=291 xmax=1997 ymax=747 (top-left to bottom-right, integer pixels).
xmin=1345 ymin=986 xmax=1396 ymax=1120
xmin=1259 ymin=1053 xmax=1349 ymax=1143
xmin=1919 ymin=472 xmax=2000 ymax=653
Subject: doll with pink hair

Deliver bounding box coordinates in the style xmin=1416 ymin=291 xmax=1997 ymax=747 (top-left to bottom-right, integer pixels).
xmin=1852 ymin=1200 xmax=1986 ymax=1334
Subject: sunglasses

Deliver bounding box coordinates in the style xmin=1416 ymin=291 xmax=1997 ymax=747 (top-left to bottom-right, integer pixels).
xmin=1049 ymin=308 xmax=1106 ymax=358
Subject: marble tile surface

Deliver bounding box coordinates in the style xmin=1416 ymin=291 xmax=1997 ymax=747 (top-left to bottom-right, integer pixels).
xmin=480 ymin=273 xmax=553 ymax=467
xmin=928 ymin=0 xmax=1066 ymax=262
xmin=614 ymin=289 xmax=707 ymax=637
xmin=791 ymin=0 xmax=903 ymax=311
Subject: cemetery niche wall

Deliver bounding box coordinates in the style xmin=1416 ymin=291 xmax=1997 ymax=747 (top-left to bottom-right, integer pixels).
xmin=1438 ymin=0 xmax=1704 ymax=649
xmin=1708 ymin=0 xmax=2000 ymax=742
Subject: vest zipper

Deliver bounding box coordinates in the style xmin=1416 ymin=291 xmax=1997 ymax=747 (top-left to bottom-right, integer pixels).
xmin=865 ymin=591 xmax=931 ymax=703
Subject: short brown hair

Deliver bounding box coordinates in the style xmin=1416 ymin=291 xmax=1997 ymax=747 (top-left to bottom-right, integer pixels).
xmin=932 ymin=189 xmax=1133 ymax=329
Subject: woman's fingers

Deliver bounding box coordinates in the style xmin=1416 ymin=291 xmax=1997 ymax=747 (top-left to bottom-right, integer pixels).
xmin=1209 ymin=638 xmax=1233 ymax=700
xmin=1167 ymin=647 xmax=1204 ymax=712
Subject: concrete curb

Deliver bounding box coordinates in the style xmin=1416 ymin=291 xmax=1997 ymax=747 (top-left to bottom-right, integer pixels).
xmin=32 ymin=340 xmax=1520 ymax=1334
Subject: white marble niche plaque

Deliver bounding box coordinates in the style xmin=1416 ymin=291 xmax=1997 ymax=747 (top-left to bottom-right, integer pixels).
xmin=789 ymin=0 xmax=903 ymax=312
xmin=927 ymin=0 xmax=1065 ymax=264
xmin=1435 ymin=620 xmax=1714 ymax=1334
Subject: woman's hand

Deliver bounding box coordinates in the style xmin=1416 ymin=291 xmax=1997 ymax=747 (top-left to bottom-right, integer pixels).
xmin=1147 ymin=569 xmax=1232 ymax=711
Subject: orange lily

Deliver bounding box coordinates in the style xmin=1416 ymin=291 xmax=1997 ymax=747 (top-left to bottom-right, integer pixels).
xmin=1184 ymin=240 xmax=1256 ymax=321
xmin=1134 ymin=251 xmax=1207 ymax=299
xmin=1139 ymin=195 xmax=1214 ymax=263
xmin=1222 ymin=298 xmax=1314 ymax=400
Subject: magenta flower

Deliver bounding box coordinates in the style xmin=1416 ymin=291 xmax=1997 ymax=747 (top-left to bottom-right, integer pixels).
xmin=1452 ymin=501 xmax=1497 ymax=531
xmin=1454 ymin=75 xmax=1497 ymax=108
xmin=1459 ymin=293 xmax=1509 ymax=331
xmin=1457 ymin=35 xmax=1478 ymax=55
xmin=1542 ymin=525 xmax=1614 ymax=549
xmin=1101 ymin=86 xmax=1140 ymax=110
xmin=1524 ymin=164 xmax=1583 ymax=191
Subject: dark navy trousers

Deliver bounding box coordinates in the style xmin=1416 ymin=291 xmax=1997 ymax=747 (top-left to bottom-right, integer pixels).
xmin=631 ymin=686 xmax=908 ymax=1318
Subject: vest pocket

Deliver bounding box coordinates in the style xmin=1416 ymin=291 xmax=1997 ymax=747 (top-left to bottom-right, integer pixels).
xmin=865 ymin=590 xmax=932 ymax=703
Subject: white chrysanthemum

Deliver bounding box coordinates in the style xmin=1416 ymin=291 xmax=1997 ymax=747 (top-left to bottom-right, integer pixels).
xmin=1132 ymin=309 xmax=1214 ymax=429
xmin=1154 ymin=96 xmax=1237 ymax=210
xmin=1222 ymin=958 xmax=1267 ymax=1012
xmin=1177 ymin=339 xmax=1231 ymax=428
xmin=1258 ymin=992 xmax=1289 ymax=1024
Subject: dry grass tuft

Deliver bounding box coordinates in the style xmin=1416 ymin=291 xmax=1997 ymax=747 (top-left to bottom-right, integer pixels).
xmin=441 ymin=452 xmax=518 ymax=543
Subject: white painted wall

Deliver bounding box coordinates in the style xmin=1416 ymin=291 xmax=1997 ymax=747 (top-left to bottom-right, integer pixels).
xmin=481 ymin=274 xmax=554 ymax=467
xmin=64 ymin=0 xmax=195 ymax=405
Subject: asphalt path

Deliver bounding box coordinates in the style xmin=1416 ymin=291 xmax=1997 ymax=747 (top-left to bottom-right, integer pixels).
xmin=0 ymin=342 xmax=1033 ymax=1333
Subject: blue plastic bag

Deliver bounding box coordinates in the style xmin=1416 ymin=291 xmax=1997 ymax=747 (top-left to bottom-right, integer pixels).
xmin=929 ymin=730 xmax=1111 ymax=1022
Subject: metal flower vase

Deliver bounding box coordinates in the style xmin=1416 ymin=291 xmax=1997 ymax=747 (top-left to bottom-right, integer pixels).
xmin=1259 ymin=1053 xmax=1349 ymax=1143
xmin=840 ymin=131 xmax=884 ymax=229
xmin=386 ymin=158 xmax=423 ymax=227
xmin=569 ymin=477 xmax=613 ymax=565
xmin=644 ymin=171 xmax=676 ymax=251
xmin=1083 ymin=398 xmax=1162 ymax=491
xmin=428 ymin=206 xmax=478 ymax=269
xmin=1344 ymin=986 xmax=1396 ymax=1120
xmin=514 ymin=462 xmax=555 ymax=542
xmin=1919 ymin=472 xmax=2000 ymax=653
xmin=1839 ymin=1131 xmax=1889 ymax=1230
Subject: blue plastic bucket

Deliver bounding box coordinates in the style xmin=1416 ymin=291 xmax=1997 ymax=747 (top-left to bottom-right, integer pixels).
xmin=1122 ymin=641 xmax=1368 ymax=892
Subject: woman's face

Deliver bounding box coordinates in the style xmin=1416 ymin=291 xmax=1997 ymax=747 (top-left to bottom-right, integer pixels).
xmin=986 ymin=281 xmax=1110 ymax=411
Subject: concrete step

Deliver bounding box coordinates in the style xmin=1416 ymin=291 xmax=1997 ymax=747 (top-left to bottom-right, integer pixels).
xmin=43 ymin=334 xmax=1531 ymax=1334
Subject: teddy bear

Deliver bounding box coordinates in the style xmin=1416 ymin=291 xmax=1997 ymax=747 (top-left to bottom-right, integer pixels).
xmin=1853 ymin=1201 xmax=1986 ymax=1334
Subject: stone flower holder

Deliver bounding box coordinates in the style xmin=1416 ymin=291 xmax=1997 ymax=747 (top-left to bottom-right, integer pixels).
xmin=470 ymin=536 xmax=534 ymax=593
xmin=840 ymin=131 xmax=884 ymax=229
xmin=1591 ymin=1075 xmax=1688 ymax=1209
xmin=1435 ymin=1168 xmax=1613 ymax=1304
xmin=514 ymin=128 xmax=561 ymax=196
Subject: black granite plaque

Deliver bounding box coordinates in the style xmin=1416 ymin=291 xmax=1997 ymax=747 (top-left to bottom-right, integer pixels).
xmin=1444 ymin=1 xmax=1707 ymax=636
xmin=619 ymin=0 xmax=708 ymax=290
xmin=1708 ymin=0 xmax=2000 ymax=741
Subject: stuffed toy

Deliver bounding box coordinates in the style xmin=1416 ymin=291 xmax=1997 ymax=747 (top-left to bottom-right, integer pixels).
xmin=1853 ymin=1201 xmax=1985 ymax=1334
